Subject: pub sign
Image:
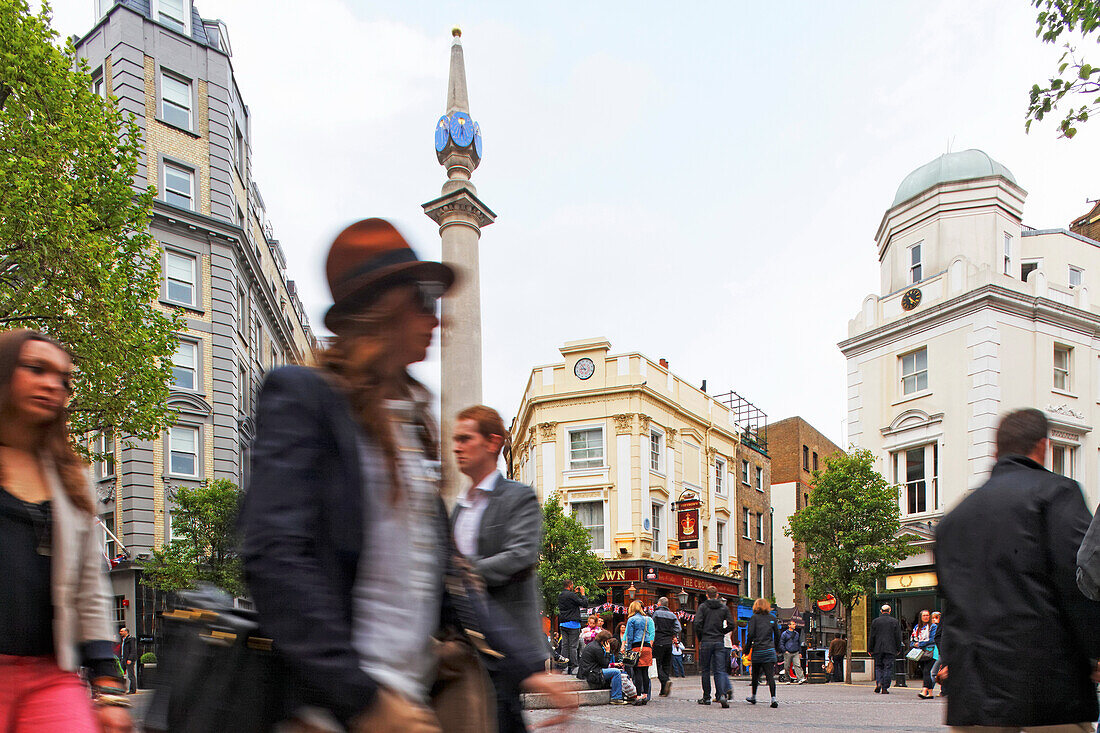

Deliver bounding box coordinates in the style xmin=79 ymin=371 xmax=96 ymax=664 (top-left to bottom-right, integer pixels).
xmin=677 ymin=508 xmax=699 ymax=549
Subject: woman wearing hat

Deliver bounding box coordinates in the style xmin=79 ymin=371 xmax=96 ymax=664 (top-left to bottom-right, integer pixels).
xmin=239 ymin=219 xmax=567 ymax=732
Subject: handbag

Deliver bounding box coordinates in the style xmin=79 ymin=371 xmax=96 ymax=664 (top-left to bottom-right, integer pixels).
xmin=621 ymin=649 xmax=641 ymax=666
xmin=825 ymin=660 xmax=834 ymax=674
xmin=905 ymin=646 xmax=926 ymax=662
xmin=144 ymin=585 xmax=287 ymax=733
xmin=637 ymin=643 xmax=653 ymax=667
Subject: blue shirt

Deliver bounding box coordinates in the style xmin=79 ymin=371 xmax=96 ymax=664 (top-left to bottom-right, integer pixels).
xmin=560 ymin=621 xmax=581 ymax=629
xmin=625 ymin=614 xmax=648 ymax=646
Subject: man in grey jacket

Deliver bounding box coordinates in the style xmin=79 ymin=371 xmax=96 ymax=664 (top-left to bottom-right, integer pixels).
xmin=452 ymin=405 xmax=543 ymax=733
xmin=651 ymin=597 xmax=681 ymax=697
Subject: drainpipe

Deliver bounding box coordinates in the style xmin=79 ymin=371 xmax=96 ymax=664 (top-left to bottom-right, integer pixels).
xmin=769 ymin=506 xmax=775 ymax=601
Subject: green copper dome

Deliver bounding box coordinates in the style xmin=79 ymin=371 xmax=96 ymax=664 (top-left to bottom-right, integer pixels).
xmin=892 ymin=149 xmax=1016 ymax=207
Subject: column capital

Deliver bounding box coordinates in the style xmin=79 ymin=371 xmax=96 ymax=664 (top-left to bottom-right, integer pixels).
xmin=422 ymin=186 xmax=496 ymax=229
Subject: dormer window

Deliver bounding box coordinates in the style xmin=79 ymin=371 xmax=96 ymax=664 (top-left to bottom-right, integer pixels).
xmin=909 ymin=243 xmax=922 ymax=284
xmin=153 ymin=0 xmax=189 ymax=34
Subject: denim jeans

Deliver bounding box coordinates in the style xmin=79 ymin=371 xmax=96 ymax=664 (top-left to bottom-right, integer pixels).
xmin=699 ymin=641 xmax=731 ymax=700
xmin=873 ymin=652 xmax=894 ymax=689
xmin=599 ymin=668 xmax=623 ymax=700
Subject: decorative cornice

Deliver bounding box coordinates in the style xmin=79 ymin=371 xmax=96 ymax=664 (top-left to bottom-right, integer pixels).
xmin=167 ymin=391 xmax=213 ymax=417
xmin=638 ymin=415 xmax=652 ymax=435
xmin=237 ymin=414 xmax=256 ymax=443
xmin=422 ymin=187 xmax=496 ymax=228
xmin=1047 ymin=403 xmax=1086 ymax=421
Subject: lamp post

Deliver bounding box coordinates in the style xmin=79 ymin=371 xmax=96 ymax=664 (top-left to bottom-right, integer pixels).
xmin=627 ymin=582 xmax=637 ymax=601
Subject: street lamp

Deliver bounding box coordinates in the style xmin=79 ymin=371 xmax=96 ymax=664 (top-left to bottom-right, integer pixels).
xmin=627 ymin=582 xmax=637 ymax=601
xmin=677 ymin=588 xmax=689 ymax=605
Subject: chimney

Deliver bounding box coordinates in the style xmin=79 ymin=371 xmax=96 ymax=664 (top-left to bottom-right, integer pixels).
xmin=701 ymin=379 xmax=707 ymax=393
xmin=659 ymin=358 xmax=669 ymax=369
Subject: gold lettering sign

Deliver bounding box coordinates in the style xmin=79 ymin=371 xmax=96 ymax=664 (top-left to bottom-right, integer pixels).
xmin=885 ymin=571 xmax=938 ymax=591
xmin=851 ymin=595 xmax=868 ymax=654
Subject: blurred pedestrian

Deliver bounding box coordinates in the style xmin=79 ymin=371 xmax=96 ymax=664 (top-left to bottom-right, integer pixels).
xmin=828 ymin=634 xmax=847 ymax=682
xmin=557 ymin=580 xmax=592 ymax=676
xmin=868 ymin=604 xmax=902 ymax=694
xmin=743 ymin=598 xmax=781 ymax=708
xmin=239 ymin=219 xmax=569 ymax=733
xmin=936 ymin=408 xmax=1100 ymax=731
xmin=926 ymin=613 xmax=943 ymax=696
xmin=652 ymin=597 xmax=681 ymax=697
xmin=696 ymin=586 xmax=734 ymax=708
xmin=909 ymin=610 xmax=935 ymax=699
xmin=451 ymin=404 xmax=543 ymax=733
xmin=0 ymin=330 xmax=130 ymax=732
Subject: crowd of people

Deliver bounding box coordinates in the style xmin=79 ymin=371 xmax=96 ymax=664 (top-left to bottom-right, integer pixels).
xmin=2 ymin=217 xmax=1100 ymax=733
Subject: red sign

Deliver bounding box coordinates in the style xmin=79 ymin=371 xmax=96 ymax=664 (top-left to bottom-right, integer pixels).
xmin=677 ymin=509 xmax=699 ymax=549
xmin=656 ymin=571 xmax=738 ymax=597
xmin=676 ymin=499 xmax=702 ymax=511
xmin=817 ymin=594 xmax=837 ymax=612
xmin=600 ymin=567 xmax=641 ymax=583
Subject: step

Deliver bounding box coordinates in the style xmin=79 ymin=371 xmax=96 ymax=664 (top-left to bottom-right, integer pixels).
xmin=541 ymin=676 xmax=590 ymax=692
xmin=522 ymin=687 xmax=610 ymax=709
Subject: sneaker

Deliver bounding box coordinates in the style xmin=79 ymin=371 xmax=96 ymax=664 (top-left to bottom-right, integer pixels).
xmin=745 ymin=697 xmax=757 ymax=705
xmin=697 ymin=698 xmax=711 ymax=705
xmin=770 ymin=701 xmax=779 ymax=708
xmin=798 ymin=678 xmax=807 ymax=684
xmin=610 ymin=698 xmax=628 ymax=705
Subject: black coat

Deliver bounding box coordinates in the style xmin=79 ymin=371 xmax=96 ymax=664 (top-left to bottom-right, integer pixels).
xmin=578 ymin=640 xmax=610 ymax=687
xmin=557 ymin=590 xmax=591 ymax=625
xmin=935 ymin=455 xmax=1100 ymax=727
xmin=867 ymin=614 xmax=902 ymax=655
xmin=238 ymin=367 xmax=545 ymax=726
xmin=695 ymin=598 xmax=733 ymax=643
xmin=744 ymin=612 xmax=781 ymax=654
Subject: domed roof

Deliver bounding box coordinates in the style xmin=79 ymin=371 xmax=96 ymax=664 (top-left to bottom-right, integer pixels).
xmin=892 ymin=149 xmax=1016 ymax=207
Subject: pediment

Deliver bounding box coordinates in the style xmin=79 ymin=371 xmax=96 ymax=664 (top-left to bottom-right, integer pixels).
xmin=882 ymin=409 xmax=943 ymax=438
xmin=679 ymin=427 xmax=703 ymax=443
xmin=167 ymin=391 xmax=213 ymax=416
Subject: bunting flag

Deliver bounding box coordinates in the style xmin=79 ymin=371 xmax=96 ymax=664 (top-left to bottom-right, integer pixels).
xmin=582 ymin=602 xmax=695 ymax=623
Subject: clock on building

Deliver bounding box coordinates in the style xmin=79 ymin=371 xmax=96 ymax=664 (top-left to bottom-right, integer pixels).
xmin=473 ymin=121 xmax=483 ymax=158
xmin=449 ymin=111 xmax=474 ymax=147
xmin=434 ymin=115 xmax=450 ymax=152
xmin=901 ymin=287 xmax=922 ymax=311
xmin=574 ymin=357 xmax=595 ymax=380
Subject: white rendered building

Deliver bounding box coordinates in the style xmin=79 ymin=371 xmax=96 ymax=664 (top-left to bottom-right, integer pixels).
xmin=839 ymin=149 xmax=1100 ymax=629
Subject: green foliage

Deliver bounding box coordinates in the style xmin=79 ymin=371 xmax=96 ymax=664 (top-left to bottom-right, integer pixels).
xmin=0 ymin=0 xmax=181 ymax=445
xmin=140 ymin=652 xmax=157 ymax=664
xmin=141 ymin=479 xmax=245 ymax=598
xmin=785 ymin=448 xmax=916 ymax=680
xmin=1026 ymin=0 xmax=1100 ymax=137
xmin=538 ymin=493 xmax=604 ymax=616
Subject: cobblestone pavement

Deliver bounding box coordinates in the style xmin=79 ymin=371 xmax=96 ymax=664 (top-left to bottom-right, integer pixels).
xmin=526 ymin=677 xmax=946 ymax=732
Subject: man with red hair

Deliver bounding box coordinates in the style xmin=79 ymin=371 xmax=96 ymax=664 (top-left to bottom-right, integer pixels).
xmin=452 ymin=405 xmax=543 ymax=733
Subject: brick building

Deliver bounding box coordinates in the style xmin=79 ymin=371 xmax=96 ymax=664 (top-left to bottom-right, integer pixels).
xmin=73 ymin=0 xmax=315 ymax=644
xmin=767 ymin=417 xmax=842 ymax=615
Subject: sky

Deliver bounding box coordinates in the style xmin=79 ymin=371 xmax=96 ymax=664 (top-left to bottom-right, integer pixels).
xmin=43 ymin=0 xmax=1100 ymax=446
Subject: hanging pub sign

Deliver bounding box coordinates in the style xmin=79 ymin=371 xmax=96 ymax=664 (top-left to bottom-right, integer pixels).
xmin=677 ymin=507 xmax=700 ymax=549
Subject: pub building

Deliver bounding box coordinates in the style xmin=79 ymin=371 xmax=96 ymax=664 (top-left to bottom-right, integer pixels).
xmin=588 ymin=561 xmax=740 ymax=672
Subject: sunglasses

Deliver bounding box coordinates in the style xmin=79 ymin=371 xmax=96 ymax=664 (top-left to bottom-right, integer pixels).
xmin=413 ymin=281 xmax=445 ymax=315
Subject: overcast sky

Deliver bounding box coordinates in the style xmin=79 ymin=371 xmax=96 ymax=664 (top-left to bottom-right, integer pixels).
xmin=45 ymin=0 xmax=1100 ymax=446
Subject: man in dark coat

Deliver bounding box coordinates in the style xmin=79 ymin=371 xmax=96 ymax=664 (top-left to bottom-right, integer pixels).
xmin=828 ymin=635 xmax=847 ymax=682
xmin=936 ymin=408 xmax=1100 ymax=730
xmin=451 ymin=406 xmax=544 ymax=733
xmin=867 ymin=604 xmax=902 ymax=694
xmin=695 ymin=586 xmax=734 ymax=707
xmin=119 ymin=627 xmax=138 ymax=694
xmin=557 ymin=581 xmax=593 ymax=676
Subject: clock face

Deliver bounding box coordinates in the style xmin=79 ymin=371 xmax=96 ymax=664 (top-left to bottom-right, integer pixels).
xmin=473 ymin=122 xmax=483 ymax=158
xmin=901 ymin=288 xmax=922 ymax=311
xmin=574 ymin=357 xmax=595 ymax=380
xmin=449 ymin=112 xmax=474 ymax=147
xmin=434 ymin=115 xmax=450 ymax=152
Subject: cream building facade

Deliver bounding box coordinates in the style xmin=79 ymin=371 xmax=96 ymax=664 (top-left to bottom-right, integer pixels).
xmin=839 ymin=149 xmax=1100 ymax=624
xmin=512 ymin=338 xmax=775 ymax=610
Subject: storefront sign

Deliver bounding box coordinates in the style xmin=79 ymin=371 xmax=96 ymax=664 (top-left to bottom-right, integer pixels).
xmin=656 ymin=571 xmax=737 ymax=597
xmin=885 ymin=571 xmax=938 ymax=591
xmin=675 ymin=498 xmax=702 ymax=511
xmin=600 ymin=567 xmax=641 ymax=583
xmin=677 ymin=508 xmax=699 ymax=549
xmin=817 ymin=594 xmax=837 ymax=612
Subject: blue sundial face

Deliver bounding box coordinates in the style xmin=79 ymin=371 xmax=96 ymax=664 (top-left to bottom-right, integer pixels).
xmin=473 ymin=122 xmax=483 ymax=158
xmin=449 ymin=111 xmax=474 ymax=148
xmin=434 ymin=115 xmax=450 ymax=152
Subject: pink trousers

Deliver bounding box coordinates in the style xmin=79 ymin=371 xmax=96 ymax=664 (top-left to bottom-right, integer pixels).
xmin=0 ymin=655 xmax=98 ymax=732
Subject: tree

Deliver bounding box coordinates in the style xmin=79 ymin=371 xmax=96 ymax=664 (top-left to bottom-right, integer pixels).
xmin=141 ymin=479 xmax=245 ymax=598
xmin=0 ymin=0 xmax=181 ymax=446
xmin=538 ymin=493 xmax=604 ymax=617
xmin=1026 ymin=0 xmax=1100 ymax=138
xmin=785 ymin=448 xmax=917 ymax=683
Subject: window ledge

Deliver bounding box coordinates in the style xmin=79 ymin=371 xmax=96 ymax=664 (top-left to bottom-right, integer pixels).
xmin=564 ymin=467 xmax=607 ymax=477
xmin=156 ymin=117 xmax=200 ymax=139
xmin=1051 ymin=388 xmax=1078 ymax=399
xmin=166 ymin=473 xmax=201 ymax=481
xmin=159 ymin=298 xmax=204 ymax=315
xmin=892 ymin=390 xmax=932 ymax=407
xmin=649 ymin=469 xmax=666 ymax=479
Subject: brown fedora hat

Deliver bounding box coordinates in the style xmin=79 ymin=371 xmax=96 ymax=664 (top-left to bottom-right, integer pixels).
xmin=323 ymin=218 xmax=455 ymax=331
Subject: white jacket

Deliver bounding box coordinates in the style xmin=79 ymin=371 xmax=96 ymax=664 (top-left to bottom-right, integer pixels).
xmin=45 ymin=457 xmax=115 ymax=671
